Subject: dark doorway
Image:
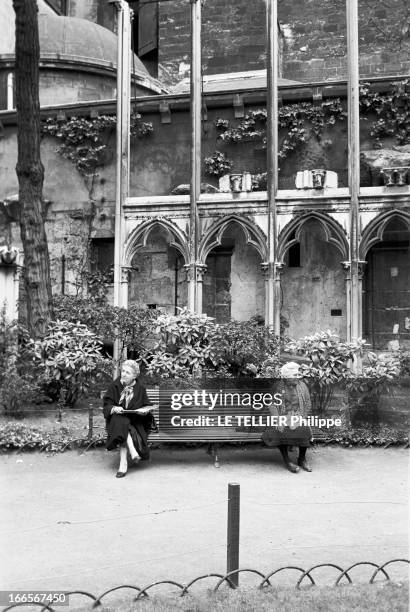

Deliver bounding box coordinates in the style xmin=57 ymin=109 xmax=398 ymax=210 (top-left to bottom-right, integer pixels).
xmin=363 ymin=219 xmax=410 ymax=349
xmin=203 ymin=246 xmax=233 ymax=323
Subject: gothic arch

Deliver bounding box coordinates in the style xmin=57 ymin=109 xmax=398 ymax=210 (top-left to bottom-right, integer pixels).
xmin=124 ymin=218 xmax=189 ymax=266
xmin=359 ymin=211 xmax=410 ymax=258
xmin=198 ymin=214 xmax=267 ymax=263
xmin=277 ymin=212 xmax=349 ymax=262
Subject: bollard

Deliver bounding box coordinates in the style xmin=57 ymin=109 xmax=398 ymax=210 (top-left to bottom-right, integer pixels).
xmin=88 ymin=405 xmax=93 ymax=441
xmin=227 ymin=482 xmax=240 ymax=587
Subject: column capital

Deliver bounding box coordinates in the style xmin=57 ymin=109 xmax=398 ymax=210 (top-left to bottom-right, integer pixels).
xmin=195 ymin=263 xmax=207 ymax=281
xmin=357 ymin=260 xmax=366 ymax=280
xmin=260 ymin=261 xmax=284 ymax=278
xmin=184 ymin=262 xmax=207 ymax=282
xmin=342 ymin=260 xmax=366 ymax=279
xmin=120 ymin=267 xmax=131 ymax=283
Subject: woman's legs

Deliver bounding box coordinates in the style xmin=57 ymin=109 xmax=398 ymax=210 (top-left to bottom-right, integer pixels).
xmin=116 ymin=444 xmax=128 ymax=476
xmin=126 ymin=433 xmax=140 ymax=461
xmin=278 ymin=445 xmax=299 ymax=473
xmin=297 ymin=446 xmax=312 ymax=471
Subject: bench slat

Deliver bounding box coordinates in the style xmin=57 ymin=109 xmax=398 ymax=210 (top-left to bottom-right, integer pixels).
xmin=146 ymin=389 xmax=326 ymax=442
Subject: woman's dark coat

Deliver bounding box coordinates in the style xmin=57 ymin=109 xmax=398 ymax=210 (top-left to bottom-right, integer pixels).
xmin=103 ymin=377 xmax=154 ymax=458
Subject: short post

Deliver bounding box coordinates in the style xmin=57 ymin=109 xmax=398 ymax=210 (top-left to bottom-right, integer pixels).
xmin=88 ymin=405 xmax=94 ymax=442
xmin=227 ymin=482 xmax=240 ymax=587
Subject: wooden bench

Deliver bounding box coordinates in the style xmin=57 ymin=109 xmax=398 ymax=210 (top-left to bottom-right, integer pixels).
xmin=96 ymin=387 xmax=326 ymax=467
xmin=145 ymin=389 xmax=326 ymax=467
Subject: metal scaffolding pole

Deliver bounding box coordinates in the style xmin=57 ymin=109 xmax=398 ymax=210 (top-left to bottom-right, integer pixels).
xmin=111 ymin=0 xmax=131 ymax=371
xmin=266 ymin=0 xmax=280 ymax=333
xmin=346 ymin=0 xmax=362 ymax=361
xmin=188 ymin=0 xmax=202 ymax=312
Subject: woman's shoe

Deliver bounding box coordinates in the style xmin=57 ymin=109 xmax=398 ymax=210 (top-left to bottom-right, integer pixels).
xmin=298 ymin=459 xmax=312 ymax=472
xmin=285 ymin=462 xmax=300 ymax=473
xmin=116 ymin=470 xmax=127 ymax=478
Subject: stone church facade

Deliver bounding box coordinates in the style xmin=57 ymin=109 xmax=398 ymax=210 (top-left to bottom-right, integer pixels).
xmin=0 ymin=0 xmax=409 ymax=351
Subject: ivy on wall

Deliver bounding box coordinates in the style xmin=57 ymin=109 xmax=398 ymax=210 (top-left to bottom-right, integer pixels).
xmin=360 ymin=79 xmax=410 ymax=147
xmin=41 ymin=111 xmax=153 ymax=175
xmin=205 ymin=98 xmax=346 ymax=178
xmin=205 ymin=79 xmax=410 ymax=179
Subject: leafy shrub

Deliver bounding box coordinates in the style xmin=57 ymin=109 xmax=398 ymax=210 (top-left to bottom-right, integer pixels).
xmin=321 ymin=424 xmax=408 ymax=447
xmin=32 ymin=320 xmax=109 ymax=406
xmin=0 ymin=422 xmax=105 ymax=452
xmin=146 ymin=308 xmax=220 ymax=378
xmin=0 ymin=308 xmax=18 ymax=385
xmin=53 ymin=295 xmax=158 ymax=359
xmin=347 ymin=352 xmax=401 ymax=396
xmin=286 ymin=330 xmax=366 ymax=414
xmin=398 ymin=349 xmax=410 ymax=377
xmin=0 ymin=367 xmax=43 ymax=417
xmin=346 ymin=352 xmax=401 ymax=426
xmin=217 ymin=319 xmax=281 ymax=377
xmin=0 ymin=423 xmax=46 ymax=450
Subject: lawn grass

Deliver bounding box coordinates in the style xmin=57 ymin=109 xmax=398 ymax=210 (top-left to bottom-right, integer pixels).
xmin=70 ymin=581 xmax=409 ymax=611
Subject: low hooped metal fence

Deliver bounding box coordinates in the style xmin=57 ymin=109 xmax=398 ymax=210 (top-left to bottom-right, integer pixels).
xmin=2 ymin=558 xmax=409 ymax=611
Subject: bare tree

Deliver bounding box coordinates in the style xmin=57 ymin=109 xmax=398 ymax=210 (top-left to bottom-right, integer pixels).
xmin=13 ymin=0 xmax=53 ymax=336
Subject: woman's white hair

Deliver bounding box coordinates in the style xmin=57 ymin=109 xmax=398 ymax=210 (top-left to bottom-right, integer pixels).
xmin=280 ymin=361 xmax=300 ymax=378
xmin=121 ymin=360 xmax=140 ymax=377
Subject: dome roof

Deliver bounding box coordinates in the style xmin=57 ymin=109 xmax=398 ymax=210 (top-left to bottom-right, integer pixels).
xmin=37 ymin=14 xmax=149 ymax=77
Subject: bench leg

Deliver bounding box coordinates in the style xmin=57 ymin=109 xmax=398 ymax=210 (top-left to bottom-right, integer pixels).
xmin=213 ymin=445 xmax=220 ymax=468
xmin=205 ymin=443 xmax=220 ymax=467
xmin=211 ymin=443 xmax=221 ymax=468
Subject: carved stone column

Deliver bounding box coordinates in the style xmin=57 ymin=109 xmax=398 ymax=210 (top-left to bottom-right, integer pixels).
xmin=261 ymin=261 xmax=283 ymax=333
xmin=341 ymin=261 xmax=352 ymax=342
xmin=342 ymin=259 xmax=366 ymax=366
xmin=357 ymin=260 xmax=366 ymax=346
xmin=195 ymin=263 xmax=207 ymax=314
xmin=0 ymin=247 xmax=21 ymax=322
xmin=120 ymin=266 xmax=131 ymax=309
xmin=184 ymin=263 xmax=194 ymax=310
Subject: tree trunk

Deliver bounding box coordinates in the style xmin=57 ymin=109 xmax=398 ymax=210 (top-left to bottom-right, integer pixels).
xmin=13 ymin=0 xmax=53 ymax=337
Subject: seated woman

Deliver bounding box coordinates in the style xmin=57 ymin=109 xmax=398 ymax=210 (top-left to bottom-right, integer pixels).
xmin=103 ymin=360 xmax=157 ymax=478
xmin=262 ymin=359 xmax=313 ymax=473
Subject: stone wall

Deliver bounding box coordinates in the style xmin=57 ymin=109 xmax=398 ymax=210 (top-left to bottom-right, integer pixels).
xmin=279 ymin=0 xmax=410 ymax=82
xmin=159 ymin=0 xmax=267 ymax=86
xmin=281 ymin=219 xmax=347 ymax=340
xmin=129 ymin=227 xmax=188 ymax=312
xmin=157 ymin=0 xmax=410 ymax=86
xmin=38 ymin=70 xmax=117 ymax=106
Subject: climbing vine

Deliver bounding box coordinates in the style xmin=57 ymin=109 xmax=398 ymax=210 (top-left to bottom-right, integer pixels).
xmin=41 ymin=111 xmax=153 ymax=175
xmin=359 ymin=79 xmax=410 ymax=147
xmin=205 ymin=80 xmax=410 ymax=182
xmin=204 ymin=151 xmax=233 ymax=177
xmin=214 ymin=98 xmax=346 ymax=160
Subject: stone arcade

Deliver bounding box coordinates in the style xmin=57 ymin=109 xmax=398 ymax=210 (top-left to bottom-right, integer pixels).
xmin=0 ymin=0 xmax=409 ymax=354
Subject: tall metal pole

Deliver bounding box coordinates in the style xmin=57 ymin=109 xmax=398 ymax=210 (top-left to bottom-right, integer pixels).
xmin=346 ymin=0 xmax=362 ymax=364
xmin=111 ymin=0 xmax=131 ymax=372
xmin=188 ymin=0 xmax=202 ymax=312
xmin=266 ymin=0 xmax=279 ymax=332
